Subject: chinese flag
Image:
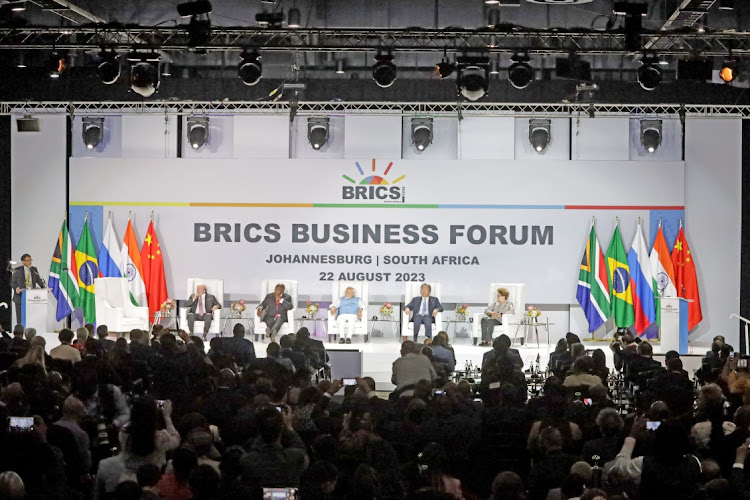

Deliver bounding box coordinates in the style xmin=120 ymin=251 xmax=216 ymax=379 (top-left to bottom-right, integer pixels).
xmin=671 ymin=227 xmax=702 ymax=330
xmin=141 ymin=220 xmax=168 ymax=322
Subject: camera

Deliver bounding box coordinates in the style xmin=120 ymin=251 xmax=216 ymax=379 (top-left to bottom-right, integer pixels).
xmin=646 ymin=420 xmax=661 ymax=431
xmin=343 ymin=378 xmax=357 ymax=386
xmin=263 ymin=488 xmax=298 ymax=500
xmin=8 ymin=416 xmax=33 ymax=432
xmin=156 ymin=400 xmax=167 ymax=409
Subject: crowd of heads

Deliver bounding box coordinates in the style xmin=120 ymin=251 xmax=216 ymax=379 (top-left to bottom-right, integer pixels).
xmin=0 ymin=324 xmax=748 ymax=499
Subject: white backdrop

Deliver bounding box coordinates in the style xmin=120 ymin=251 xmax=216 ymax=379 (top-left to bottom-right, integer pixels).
xmin=69 ymin=158 xmax=684 ymax=304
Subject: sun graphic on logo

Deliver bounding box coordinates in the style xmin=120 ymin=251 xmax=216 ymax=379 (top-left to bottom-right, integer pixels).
xmin=342 ymin=159 xmax=406 ymax=185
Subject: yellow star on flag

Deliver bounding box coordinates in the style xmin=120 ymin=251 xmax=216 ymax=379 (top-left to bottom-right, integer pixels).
xmin=674 ymin=240 xmax=683 ymax=252
xmin=156 ymin=250 xmax=161 ymax=255
xmin=149 ymin=254 xmax=155 ymax=260
xmin=144 ymin=234 xmax=152 ymax=246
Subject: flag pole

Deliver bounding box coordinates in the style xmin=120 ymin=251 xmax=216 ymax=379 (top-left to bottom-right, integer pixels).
xmin=659 ymin=217 xmax=662 ymax=227
xmin=680 ymin=217 xmax=683 ymax=228
xmin=129 ymin=211 xmax=132 ymax=220
xmin=108 ymin=211 xmax=112 ymax=220
xmin=151 ymin=211 xmax=154 ymax=222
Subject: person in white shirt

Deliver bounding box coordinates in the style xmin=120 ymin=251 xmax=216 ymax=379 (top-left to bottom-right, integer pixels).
xmin=50 ymin=328 xmax=82 ymax=363
xmin=329 ymin=287 xmax=367 ymax=344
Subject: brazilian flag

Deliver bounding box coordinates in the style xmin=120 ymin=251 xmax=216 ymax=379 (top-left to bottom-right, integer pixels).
xmin=605 ymin=225 xmax=635 ymax=328
xmin=75 ymin=219 xmax=99 ymax=324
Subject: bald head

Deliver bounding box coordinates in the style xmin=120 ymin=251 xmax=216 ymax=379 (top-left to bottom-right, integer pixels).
xmin=62 ymin=395 xmax=85 ymax=420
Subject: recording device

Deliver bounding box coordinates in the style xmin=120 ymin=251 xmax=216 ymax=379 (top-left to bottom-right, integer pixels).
xmin=263 ymin=487 xmax=298 ymax=500
xmin=274 ymin=405 xmax=285 ymax=413
xmin=646 ymin=420 xmax=661 ymax=431
xmin=583 ymin=398 xmax=593 ymax=406
xmin=8 ymin=416 xmax=33 ymax=432
xmin=343 ymin=378 xmax=357 ymax=386
xmin=156 ymin=400 xmax=167 ymax=409
xmin=433 ymin=389 xmax=445 ymax=396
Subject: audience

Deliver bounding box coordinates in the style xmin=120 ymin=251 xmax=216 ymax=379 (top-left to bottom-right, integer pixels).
xmin=3 ymin=322 xmax=749 ymax=500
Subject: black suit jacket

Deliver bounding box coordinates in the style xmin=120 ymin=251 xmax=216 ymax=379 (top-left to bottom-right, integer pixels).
xmin=10 ymin=265 xmax=45 ymax=303
xmin=185 ymin=293 xmax=221 ymax=314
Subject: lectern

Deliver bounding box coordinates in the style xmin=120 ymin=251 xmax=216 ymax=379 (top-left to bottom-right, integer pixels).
xmin=22 ymin=288 xmax=48 ymax=333
xmin=659 ymin=297 xmax=689 ymax=354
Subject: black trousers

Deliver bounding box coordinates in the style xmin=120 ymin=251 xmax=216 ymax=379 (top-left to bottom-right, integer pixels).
xmin=481 ymin=317 xmax=501 ymax=342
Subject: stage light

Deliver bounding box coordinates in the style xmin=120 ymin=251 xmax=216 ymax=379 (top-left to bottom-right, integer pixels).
xmin=161 ymin=62 xmax=172 ymax=77
xmin=720 ymin=0 xmax=734 ymax=10
xmin=238 ymin=51 xmax=262 ymax=85
xmin=16 ymin=115 xmax=40 ymax=132
xmin=490 ymin=58 xmax=499 ymax=75
xmin=128 ymin=51 xmax=160 ymax=97
xmin=96 ymin=50 xmax=120 ymax=85
xmin=487 ymin=8 xmax=500 ymax=28
xmin=720 ymin=59 xmax=737 ymax=83
xmin=372 ymin=53 xmax=397 ymax=88
xmin=485 ymin=0 xmax=499 ymax=4
xmin=288 ymin=7 xmax=301 ymax=28
xmin=308 ymin=117 xmax=330 ymax=150
xmin=336 ymin=59 xmax=345 ymax=74
xmin=16 ymin=54 xmax=25 ymax=68
xmin=46 ymin=52 xmax=66 ymax=78
xmin=187 ymin=116 xmax=209 ymax=150
xmin=508 ymin=53 xmax=533 ymax=89
xmin=637 ymin=54 xmax=661 ymax=91
xmin=411 ymin=118 xmax=433 ymax=151
xmin=529 ymin=119 xmax=551 ymax=153
xmin=457 ymin=56 xmax=490 ymax=101
xmin=640 ymin=119 xmax=662 ymax=153
xmin=9 ymin=1 xmax=26 ymax=11
xmin=82 ymin=117 xmax=104 ymax=150
xmin=177 ymin=0 xmax=211 ymax=17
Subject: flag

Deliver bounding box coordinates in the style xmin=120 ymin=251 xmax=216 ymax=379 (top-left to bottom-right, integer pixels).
xmin=74 ymin=218 xmax=99 ymax=324
xmin=98 ymin=217 xmax=124 ymax=278
xmin=672 ymin=227 xmax=703 ymax=330
xmin=140 ymin=220 xmax=168 ymax=321
xmin=576 ymin=224 xmax=611 ymax=333
xmin=605 ymin=225 xmax=635 ymax=328
xmin=628 ymin=222 xmax=656 ymax=337
xmin=650 ymin=225 xmax=677 ymax=328
xmin=122 ymin=219 xmax=148 ymax=308
xmin=49 ymin=218 xmax=80 ymax=321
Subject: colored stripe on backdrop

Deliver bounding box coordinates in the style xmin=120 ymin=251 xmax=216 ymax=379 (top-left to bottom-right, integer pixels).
xmin=69 ymin=202 xmax=686 ymax=210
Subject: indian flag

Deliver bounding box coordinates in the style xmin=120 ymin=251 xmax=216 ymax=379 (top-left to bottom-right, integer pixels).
xmin=122 ymin=219 xmax=148 ymax=308
xmin=650 ymin=225 xmax=677 ymax=328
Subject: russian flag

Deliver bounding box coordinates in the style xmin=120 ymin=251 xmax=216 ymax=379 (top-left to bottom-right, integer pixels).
xmin=627 ymin=222 xmax=656 ymax=337
xmin=98 ymin=217 xmax=124 ymax=278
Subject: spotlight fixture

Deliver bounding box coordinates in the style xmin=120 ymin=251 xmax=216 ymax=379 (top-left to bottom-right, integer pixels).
xmin=82 ymin=117 xmax=104 ymax=150
xmin=528 ymin=119 xmax=551 ymax=154
xmin=187 ymin=116 xmax=209 ymax=150
xmin=719 ymin=0 xmax=734 ymax=10
xmin=485 ymin=0 xmax=499 ymax=4
xmin=96 ymin=49 xmax=120 ymax=85
xmin=46 ymin=52 xmax=66 ymax=78
xmin=336 ymin=59 xmax=345 ymax=74
xmin=457 ymin=56 xmax=490 ymax=101
xmin=435 ymin=50 xmax=455 ymax=79
xmin=128 ymin=52 xmax=160 ymax=97
xmin=372 ymin=52 xmax=397 ymax=88
xmin=16 ymin=53 xmax=25 ymax=68
xmin=720 ymin=58 xmax=737 ymax=83
xmin=8 ymin=1 xmax=26 ymax=11
xmin=411 ymin=118 xmax=433 ymax=152
xmin=508 ymin=53 xmax=533 ymax=89
xmin=490 ymin=58 xmax=499 ymax=75
xmin=637 ymin=53 xmax=662 ymax=91
xmin=308 ymin=117 xmax=330 ymax=150
xmin=256 ymin=10 xmax=284 ymax=28
xmin=161 ymin=62 xmax=172 ymax=77
xmin=487 ymin=8 xmax=500 ymax=28
xmin=288 ymin=7 xmax=301 ymax=28
xmin=640 ymin=119 xmax=662 ymax=153
xmin=238 ymin=51 xmax=262 ymax=85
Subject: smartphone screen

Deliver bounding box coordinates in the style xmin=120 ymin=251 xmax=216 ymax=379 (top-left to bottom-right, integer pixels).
xmin=263 ymin=487 xmax=298 ymax=500
xmin=739 ymin=359 xmax=748 ymax=369
xmin=583 ymin=398 xmax=593 ymax=406
xmin=434 ymin=389 xmax=445 ymax=395
xmin=8 ymin=416 xmax=34 ymax=432
xmin=343 ymin=378 xmax=357 ymax=386
xmin=646 ymin=420 xmax=661 ymax=431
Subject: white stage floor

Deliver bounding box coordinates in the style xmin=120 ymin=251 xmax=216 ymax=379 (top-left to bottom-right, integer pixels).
xmin=37 ymin=330 xmax=706 ymax=392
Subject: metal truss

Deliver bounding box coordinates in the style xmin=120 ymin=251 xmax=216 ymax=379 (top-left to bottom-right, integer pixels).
xmin=2 ymin=101 xmax=750 ymax=118
xmin=1 ymin=26 xmax=750 ymax=56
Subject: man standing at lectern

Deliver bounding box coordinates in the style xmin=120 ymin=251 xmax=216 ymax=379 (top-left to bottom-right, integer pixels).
xmin=10 ymin=254 xmax=45 ymax=325
xmin=185 ymin=283 xmax=221 ymax=340
xmin=404 ymin=283 xmax=443 ymax=343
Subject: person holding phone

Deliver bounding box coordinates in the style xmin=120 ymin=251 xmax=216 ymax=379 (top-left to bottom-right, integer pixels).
xmin=257 ymin=284 xmax=294 ymax=342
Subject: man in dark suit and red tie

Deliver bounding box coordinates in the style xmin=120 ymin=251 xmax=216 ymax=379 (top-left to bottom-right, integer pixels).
xmin=404 ymin=283 xmax=443 ymax=343
xmin=10 ymin=254 xmax=45 ymax=325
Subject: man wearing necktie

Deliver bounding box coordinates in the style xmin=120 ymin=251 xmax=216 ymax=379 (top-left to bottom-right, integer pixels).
xmin=404 ymin=283 xmax=443 ymax=343
xmin=10 ymin=254 xmax=45 ymax=325
xmin=185 ymin=283 xmax=221 ymax=339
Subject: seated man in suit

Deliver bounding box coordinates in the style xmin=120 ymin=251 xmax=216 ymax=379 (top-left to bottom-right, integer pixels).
xmin=184 ymin=283 xmax=221 ymax=339
xmin=10 ymin=253 xmax=45 ymax=325
xmin=256 ymin=283 xmax=294 ymax=342
xmin=404 ymin=283 xmax=444 ymax=343
xmin=329 ymin=286 xmax=367 ymax=344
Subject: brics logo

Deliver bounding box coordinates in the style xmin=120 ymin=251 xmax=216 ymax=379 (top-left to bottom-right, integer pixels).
xmin=342 ymin=160 xmax=406 ymax=203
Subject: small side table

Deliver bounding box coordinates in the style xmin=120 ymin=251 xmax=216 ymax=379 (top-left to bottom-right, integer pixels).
xmin=508 ymin=317 xmax=553 ymax=346
xmin=221 ymin=312 xmax=252 ymax=338
xmin=444 ymin=318 xmax=472 ymax=342
xmin=368 ymin=317 xmax=401 ymax=341
xmin=153 ymin=310 xmax=177 ymax=331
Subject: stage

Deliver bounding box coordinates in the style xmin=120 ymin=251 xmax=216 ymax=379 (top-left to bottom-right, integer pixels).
xmin=36 ymin=330 xmax=707 ymax=392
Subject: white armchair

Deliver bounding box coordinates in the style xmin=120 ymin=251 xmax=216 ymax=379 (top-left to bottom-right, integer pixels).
xmin=401 ymin=282 xmax=443 ymax=340
xmin=327 ymin=281 xmax=369 ymax=342
xmin=472 ymin=283 xmax=526 ymax=343
xmin=253 ymin=280 xmax=298 ymax=342
xmin=94 ymin=277 xmax=149 ymax=332
xmin=179 ymin=278 xmax=224 ymax=335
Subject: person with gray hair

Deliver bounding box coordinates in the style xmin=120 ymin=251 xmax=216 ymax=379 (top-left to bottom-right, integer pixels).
xmin=53 ymin=395 xmax=92 ymax=473
xmin=73 ymin=327 xmax=88 ymax=354
xmin=581 ymin=407 xmax=624 ymax=466
xmin=0 ymin=471 xmax=25 ymax=500
xmin=23 ymin=327 xmax=36 ymax=341
xmin=184 ymin=283 xmax=221 ymax=339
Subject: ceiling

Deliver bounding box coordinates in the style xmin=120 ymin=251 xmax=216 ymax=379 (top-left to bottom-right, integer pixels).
xmin=0 ymin=0 xmax=748 ymax=104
